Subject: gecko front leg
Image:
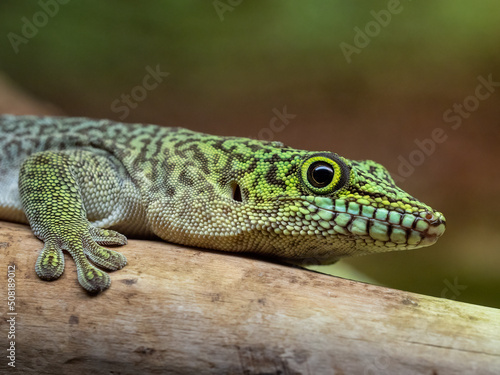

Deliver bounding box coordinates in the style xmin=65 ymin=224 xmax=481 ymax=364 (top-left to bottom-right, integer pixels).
xmin=19 ymin=150 xmax=128 ymax=292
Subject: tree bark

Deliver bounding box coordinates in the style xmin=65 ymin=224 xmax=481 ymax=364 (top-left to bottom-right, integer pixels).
xmin=1 ymin=221 xmax=499 ymax=374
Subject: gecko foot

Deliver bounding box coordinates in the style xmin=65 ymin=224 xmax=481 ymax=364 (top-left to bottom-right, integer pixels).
xmin=35 ymin=226 xmax=128 ymax=293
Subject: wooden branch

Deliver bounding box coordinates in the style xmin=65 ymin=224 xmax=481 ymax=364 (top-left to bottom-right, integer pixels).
xmin=1 ymin=221 xmax=499 ymax=374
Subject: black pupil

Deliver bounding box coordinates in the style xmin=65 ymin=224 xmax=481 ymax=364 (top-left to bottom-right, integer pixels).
xmin=309 ymin=162 xmax=334 ymax=187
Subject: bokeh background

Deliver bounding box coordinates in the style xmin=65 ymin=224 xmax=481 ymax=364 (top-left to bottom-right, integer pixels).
xmin=0 ymin=1 xmax=499 ymax=308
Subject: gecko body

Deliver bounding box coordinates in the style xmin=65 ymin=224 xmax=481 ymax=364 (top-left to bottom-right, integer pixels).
xmin=0 ymin=115 xmax=446 ymax=292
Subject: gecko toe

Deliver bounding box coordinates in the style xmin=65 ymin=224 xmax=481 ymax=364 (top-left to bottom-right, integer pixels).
xmin=89 ymin=227 xmax=128 ymax=246
xmin=75 ymin=263 xmax=111 ymax=293
xmin=35 ymin=241 xmax=65 ymax=281
xmin=85 ymin=242 xmax=128 ymax=271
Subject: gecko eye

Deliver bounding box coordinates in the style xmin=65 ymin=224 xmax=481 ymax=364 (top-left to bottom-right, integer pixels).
xmin=300 ymin=153 xmax=350 ymax=194
xmin=308 ymin=162 xmax=334 ymax=188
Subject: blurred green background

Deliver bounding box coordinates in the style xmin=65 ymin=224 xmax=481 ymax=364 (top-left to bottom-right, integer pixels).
xmin=0 ymin=1 xmax=498 ymax=308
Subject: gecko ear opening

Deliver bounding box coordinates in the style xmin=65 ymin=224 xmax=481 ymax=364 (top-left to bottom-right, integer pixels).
xmin=231 ymin=182 xmax=243 ymax=202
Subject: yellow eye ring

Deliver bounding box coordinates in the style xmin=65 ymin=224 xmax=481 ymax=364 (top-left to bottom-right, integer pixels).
xmin=300 ymin=154 xmax=349 ymax=194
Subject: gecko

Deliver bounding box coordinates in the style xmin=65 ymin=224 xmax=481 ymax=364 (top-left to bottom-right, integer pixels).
xmin=0 ymin=115 xmax=446 ymax=293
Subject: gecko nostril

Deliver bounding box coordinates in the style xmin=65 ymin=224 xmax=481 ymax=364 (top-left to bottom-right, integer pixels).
xmin=423 ymin=211 xmax=446 ymax=226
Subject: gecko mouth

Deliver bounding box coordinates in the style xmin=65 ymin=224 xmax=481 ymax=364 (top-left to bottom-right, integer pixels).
xmin=297 ymin=196 xmax=446 ymax=250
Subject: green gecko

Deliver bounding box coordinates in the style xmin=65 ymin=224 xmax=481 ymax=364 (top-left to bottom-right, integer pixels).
xmin=0 ymin=115 xmax=446 ymax=293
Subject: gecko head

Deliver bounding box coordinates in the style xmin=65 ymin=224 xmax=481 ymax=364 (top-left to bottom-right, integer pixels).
xmin=148 ymin=137 xmax=445 ymax=265
xmin=223 ymin=148 xmax=446 ymax=264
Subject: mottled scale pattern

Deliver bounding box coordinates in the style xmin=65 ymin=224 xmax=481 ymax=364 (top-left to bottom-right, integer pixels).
xmin=0 ymin=115 xmax=446 ymax=292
